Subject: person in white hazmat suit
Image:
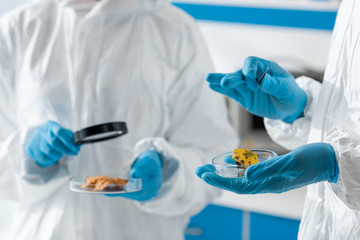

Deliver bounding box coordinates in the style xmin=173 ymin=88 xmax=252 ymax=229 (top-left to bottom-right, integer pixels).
xmin=196 ymin=0 xmax=360 ymax=239
xmin=0 ymin=0 xmax=238 ymax=239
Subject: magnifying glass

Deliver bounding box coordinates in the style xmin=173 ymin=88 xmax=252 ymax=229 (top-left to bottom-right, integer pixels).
xmin=74 ymin=122 xmax=128 ymax=144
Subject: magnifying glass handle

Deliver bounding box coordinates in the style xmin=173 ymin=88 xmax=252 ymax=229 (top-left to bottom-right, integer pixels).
xmin=258 ymin=67 xmax=269 ymax=85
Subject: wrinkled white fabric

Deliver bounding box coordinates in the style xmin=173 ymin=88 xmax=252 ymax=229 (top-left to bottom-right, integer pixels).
xmin=264 ymin=0 xmax=360 ymax=239
xmin=265 ymin=76 xmax=322 ymax=150
xmin=0 ymin=0 xmax=238 ymax=239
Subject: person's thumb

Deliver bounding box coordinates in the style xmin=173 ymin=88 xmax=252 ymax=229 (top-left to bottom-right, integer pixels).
xmin=259 ymin=74 xmax=282 ymax=96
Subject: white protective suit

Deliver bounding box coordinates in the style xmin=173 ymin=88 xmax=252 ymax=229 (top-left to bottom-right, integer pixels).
xmin=0 ymin=0 xmax=238 ymax=239
xmin=265 ymin=0 xmax=360 ymax=239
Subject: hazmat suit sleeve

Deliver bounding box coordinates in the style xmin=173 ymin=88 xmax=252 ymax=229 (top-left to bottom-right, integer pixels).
xmin=0 ymin=14 xmax=70 ymax=200
xmin=0 ymin=15 xmax=20 ymax=195
xmin=132 ymin=21 xmax=238 ymax=217
xmin=326 ymin=127 xmax=360 ymax=210
xmin=264 ymin=76 xmax=360 ymax=210
xmin=264 ymin=76 xmax=322 ymax=150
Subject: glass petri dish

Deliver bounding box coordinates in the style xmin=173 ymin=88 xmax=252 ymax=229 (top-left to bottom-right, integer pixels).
xmin=212 ymin=149 xmax=277 ymax=178
xmin=69 ymin=177 xmax=142 ymax=195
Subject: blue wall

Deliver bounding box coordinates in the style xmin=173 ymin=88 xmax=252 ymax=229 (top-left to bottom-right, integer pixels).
xmin=173 ymin=3 xmax=337 ymax=30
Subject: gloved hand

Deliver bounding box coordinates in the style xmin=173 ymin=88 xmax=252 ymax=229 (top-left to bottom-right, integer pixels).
xmin=25 ymin=121 xmax=81 ymax=167
xmin=196 ymin=143 xmax=338 ymax=194
xmin=207 ymin=56 xmax=307 ymax=123
xmin=107 ymin=150 xmax=162 ymax=201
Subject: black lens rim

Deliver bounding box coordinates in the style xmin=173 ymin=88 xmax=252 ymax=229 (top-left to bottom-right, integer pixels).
xmin=74 ymin=122 xmax=128 ymax=144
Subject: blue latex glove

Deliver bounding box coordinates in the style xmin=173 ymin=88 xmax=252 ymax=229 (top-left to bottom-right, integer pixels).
xmin=25 ymin=121 xmax=81 ymax=167
xmin=196 ymin=143 xmax=338 ymax=194
xmin=207 ymin=56 xmax=307 ymax=123
xmin=106 ymin=150 xmax=162 ymax=201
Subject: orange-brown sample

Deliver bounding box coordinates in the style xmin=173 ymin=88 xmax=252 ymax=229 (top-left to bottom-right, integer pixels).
xmin=232 ymin=148 xmax=259 ymax=168
xmin=80 ymin=176 xmax=129 ymax=191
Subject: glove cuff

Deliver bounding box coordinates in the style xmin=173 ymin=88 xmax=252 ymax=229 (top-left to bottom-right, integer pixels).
xmin=282 ymin=90 xmax=307 ymax=124
xmin=134 ymin=138 xmax=179 ymax=182
xmin=328 ymin=144 xmax=339 ymax=183
xmin=137 ymin=150 xmax=163 ymax=168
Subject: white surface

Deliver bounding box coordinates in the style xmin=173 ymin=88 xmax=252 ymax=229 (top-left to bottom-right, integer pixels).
xmin=198 ymin=21 xmax=333 ymax=74
xmin=213 ymin=187 xmax=307 ymax=220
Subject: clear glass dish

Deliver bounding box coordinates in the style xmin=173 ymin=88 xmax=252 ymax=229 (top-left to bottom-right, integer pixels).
xmin=69 ymin=177 xmax=142 ymax=195
xmin=212 ymin=149 xmax=277 ymax=178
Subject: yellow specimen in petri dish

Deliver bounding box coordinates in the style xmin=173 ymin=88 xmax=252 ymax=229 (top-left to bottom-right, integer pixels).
xmin=232 ymin=149 xmax=259 ymax=168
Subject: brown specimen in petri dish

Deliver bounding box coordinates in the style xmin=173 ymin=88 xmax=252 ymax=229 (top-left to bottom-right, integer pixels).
xmin=80 ymin=176 xmax=129 ymax=191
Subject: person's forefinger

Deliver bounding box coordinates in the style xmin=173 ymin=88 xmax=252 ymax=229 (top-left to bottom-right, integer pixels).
xmin=242 ymin=57 xmax=272 ymax=89
xmin=208 ymin=83 xmax=239 ymax=100
xmin=201 ymin=172 xmax=247 ymax=193
xmin=195 ymin=164 xmax=215 ymax=179
xmin=242 ymin=176 xmax=293 ymax=194
xmin=220 ymin=73 xmax=245 ymax=89
xmin=206 ymin=73 xmax=227 ymax=84
xmin=242 ymin=57 xmax=269 ymax=77
xmin=202 ymin=172 xmax=294 ymax=194
xmin=201 ymin=172 xmax=228 ymax=188
xmin=52 ymin=125 xmax=80 ymax=154
xmin=42 ymin=132 xmax=77 ymax=155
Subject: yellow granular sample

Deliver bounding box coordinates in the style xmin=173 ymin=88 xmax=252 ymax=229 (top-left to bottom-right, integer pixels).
xmin=232 ymin=149 xmax=259 ymax=167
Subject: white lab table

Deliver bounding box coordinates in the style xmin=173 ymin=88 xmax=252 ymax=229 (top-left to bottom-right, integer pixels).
xmin=213 ymin=187 xmax=307 ymax=220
